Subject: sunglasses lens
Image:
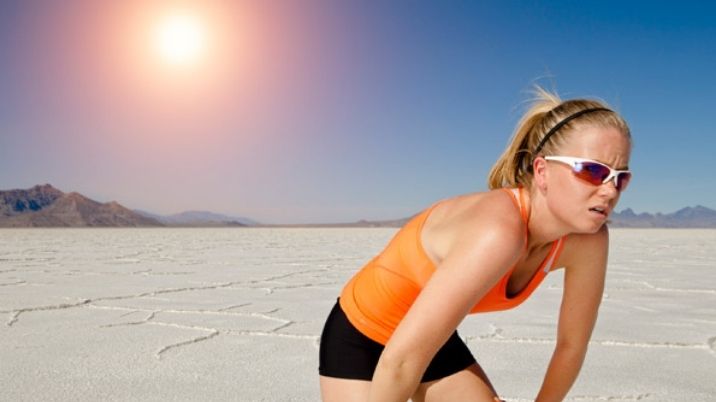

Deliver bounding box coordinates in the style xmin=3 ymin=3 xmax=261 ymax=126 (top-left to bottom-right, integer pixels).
xmin=574 ymin=162 xmax=611 ymax=186
xmin=550 ymin=157 xmax=631 ymax=192
xmin=616 ymin=172 xmax=632 ymax=191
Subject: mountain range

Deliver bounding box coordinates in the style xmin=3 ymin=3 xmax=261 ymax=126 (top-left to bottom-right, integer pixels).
xmin=0 ymin=184 xmax=161 ymax=227
xmin=608 ymin=206 xmax=716 ymax=228
xmin=0 ymin=184 xmax=250 ymax=227
xmin=134 ymin=209 xmax=256 ymax=226
xmin=1 ymin=184 xmax=715 ymax=228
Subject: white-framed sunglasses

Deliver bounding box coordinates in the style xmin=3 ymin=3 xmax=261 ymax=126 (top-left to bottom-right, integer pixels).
xmin=544 ymin=156 xmax=632 ymax=192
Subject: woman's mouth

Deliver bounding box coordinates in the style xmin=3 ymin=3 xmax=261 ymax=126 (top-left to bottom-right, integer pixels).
xmin=589 ymin=206 xmax=608 ymax=217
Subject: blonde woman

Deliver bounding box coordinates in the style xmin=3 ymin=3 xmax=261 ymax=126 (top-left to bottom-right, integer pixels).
xmin=319 ymin=88 xmax=632 ymax=402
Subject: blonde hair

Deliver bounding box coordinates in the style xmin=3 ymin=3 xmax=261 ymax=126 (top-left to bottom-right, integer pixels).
xmin=487 ymin=87 xmax=631 ymax=189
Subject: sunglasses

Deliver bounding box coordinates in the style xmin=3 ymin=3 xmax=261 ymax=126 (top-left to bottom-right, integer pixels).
xmin=544 ymin=156 xmax=632 ymax=192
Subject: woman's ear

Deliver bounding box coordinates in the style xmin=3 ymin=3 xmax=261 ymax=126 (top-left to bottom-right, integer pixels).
xmin=532 ymin=157 xmax=548 ymax=193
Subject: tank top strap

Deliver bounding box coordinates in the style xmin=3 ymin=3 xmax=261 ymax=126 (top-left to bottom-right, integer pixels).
xmin=501 ymin=187 xmax=530 ymax=250
xmin=543 ymin=236 xmax=567 ymax=272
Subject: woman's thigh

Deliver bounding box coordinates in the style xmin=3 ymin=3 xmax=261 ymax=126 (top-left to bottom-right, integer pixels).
xmin=321 ymin=364 xmax=500 ymax=402
xmin=412 ymin=363 xmax=502 ymax=402
xmin=320 ymin=375 xmax=371 ymax=402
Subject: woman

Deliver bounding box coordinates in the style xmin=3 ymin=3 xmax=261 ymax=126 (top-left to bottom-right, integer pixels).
xmin=318 ymin=88 xmax=632 ymax=402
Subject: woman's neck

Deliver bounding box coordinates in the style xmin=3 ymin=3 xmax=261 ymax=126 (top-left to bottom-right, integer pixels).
xmin=523 ymin=187 xmax=571 ymax=252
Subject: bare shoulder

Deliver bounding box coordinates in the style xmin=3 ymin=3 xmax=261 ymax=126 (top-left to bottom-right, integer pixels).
xmin=557 ymin=225 xmax=610 ymax=270
xmin=422 ymin=189 xmax=526 ymax=265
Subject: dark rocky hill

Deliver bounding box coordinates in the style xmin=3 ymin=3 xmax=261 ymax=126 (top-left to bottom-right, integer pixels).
xmin=0 ymin=185 xmax=162 ymax=227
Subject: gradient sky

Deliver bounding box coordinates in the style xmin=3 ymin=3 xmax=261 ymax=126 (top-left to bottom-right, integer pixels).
xmin=1 ymin=1 xmax=714 ymax=224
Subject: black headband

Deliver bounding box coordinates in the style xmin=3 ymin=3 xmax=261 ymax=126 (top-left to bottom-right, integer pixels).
xmin=532 ymin=107 xmax=612 ymax=156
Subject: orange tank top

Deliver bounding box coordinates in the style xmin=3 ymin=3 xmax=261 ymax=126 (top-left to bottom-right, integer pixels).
xmin=339 ymin=188 xmax=565 ymax=345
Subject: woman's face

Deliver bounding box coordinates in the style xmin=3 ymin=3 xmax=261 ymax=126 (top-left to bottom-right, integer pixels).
xmin=542 ymin=124 xmax=632 ymax=233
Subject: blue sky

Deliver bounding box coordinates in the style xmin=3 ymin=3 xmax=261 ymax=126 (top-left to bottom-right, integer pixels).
xmin=0 ymin=1 xmax=714 ymax=223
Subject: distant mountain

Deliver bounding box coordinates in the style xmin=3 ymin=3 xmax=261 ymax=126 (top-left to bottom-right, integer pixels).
xmin=0 ymin=183 xmax=64 ymax=216
xmin=0 ymin=185 xmax=162 ymax=227
xmin=135 ymin=210 xmax=256 ymax=227
xmin=2 ymin=184 xmax=714 ymax=228
xmin=278 ymin=206 xmax=716 ymax=229
xmin=610 ymin=206 xmax=716 ymax=228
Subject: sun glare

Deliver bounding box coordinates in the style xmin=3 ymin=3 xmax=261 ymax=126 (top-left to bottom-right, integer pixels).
xmin=154 ymin=12 xmax=206 ymax=66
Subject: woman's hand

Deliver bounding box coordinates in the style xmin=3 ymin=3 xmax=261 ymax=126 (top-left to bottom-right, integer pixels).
xmin=534 ymin=228 xmax=609 ymax=401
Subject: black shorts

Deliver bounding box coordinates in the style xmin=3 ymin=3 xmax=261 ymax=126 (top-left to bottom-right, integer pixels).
xmin=318 ymin=299 xmax=476 ymax=382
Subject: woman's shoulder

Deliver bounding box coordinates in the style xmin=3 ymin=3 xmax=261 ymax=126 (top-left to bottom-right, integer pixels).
xmin=430 ymin=188 xmax=525 ymax=228
xmin=422 ymin=189 xmax=526 ymax=263
xmin=556 ymin=225 xmax=610 ymax=270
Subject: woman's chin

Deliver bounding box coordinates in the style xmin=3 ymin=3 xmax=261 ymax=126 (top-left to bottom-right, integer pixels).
xmin=572 ymin=219 xmax=606 ymax=234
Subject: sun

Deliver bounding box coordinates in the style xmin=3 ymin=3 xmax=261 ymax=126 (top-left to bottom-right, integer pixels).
xmin=153 ymin=12 xmax=206 ymax=67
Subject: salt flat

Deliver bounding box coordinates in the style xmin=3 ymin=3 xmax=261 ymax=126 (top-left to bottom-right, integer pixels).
xmin=1 ymin=228 xmax=715 ymax=401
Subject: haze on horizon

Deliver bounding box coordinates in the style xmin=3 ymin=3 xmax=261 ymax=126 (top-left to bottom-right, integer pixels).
xmin=1 ymin=1 xmax=714 ymax=224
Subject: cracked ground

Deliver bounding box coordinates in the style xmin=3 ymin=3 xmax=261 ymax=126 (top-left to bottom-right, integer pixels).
xmin=1 ymin=228 xmax=715 ymax=401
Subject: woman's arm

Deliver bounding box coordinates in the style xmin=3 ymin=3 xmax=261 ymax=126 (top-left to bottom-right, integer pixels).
xmin=535 ymin=226 xmax=609 ymax=402
xmin=368 ymin=198 xmax=526 ymax=402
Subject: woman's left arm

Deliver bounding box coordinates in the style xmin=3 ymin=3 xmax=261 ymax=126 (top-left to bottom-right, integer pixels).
xmin=535 ymin=226 xmax=609 ymax=402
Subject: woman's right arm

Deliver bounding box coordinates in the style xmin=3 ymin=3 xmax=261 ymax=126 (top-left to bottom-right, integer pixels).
xmin=367 ymin=199 xmax=525 ymax=402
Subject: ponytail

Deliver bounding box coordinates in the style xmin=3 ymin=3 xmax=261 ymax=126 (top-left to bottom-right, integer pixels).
xmin=488 ymin=87 xmax=560 ymax=189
